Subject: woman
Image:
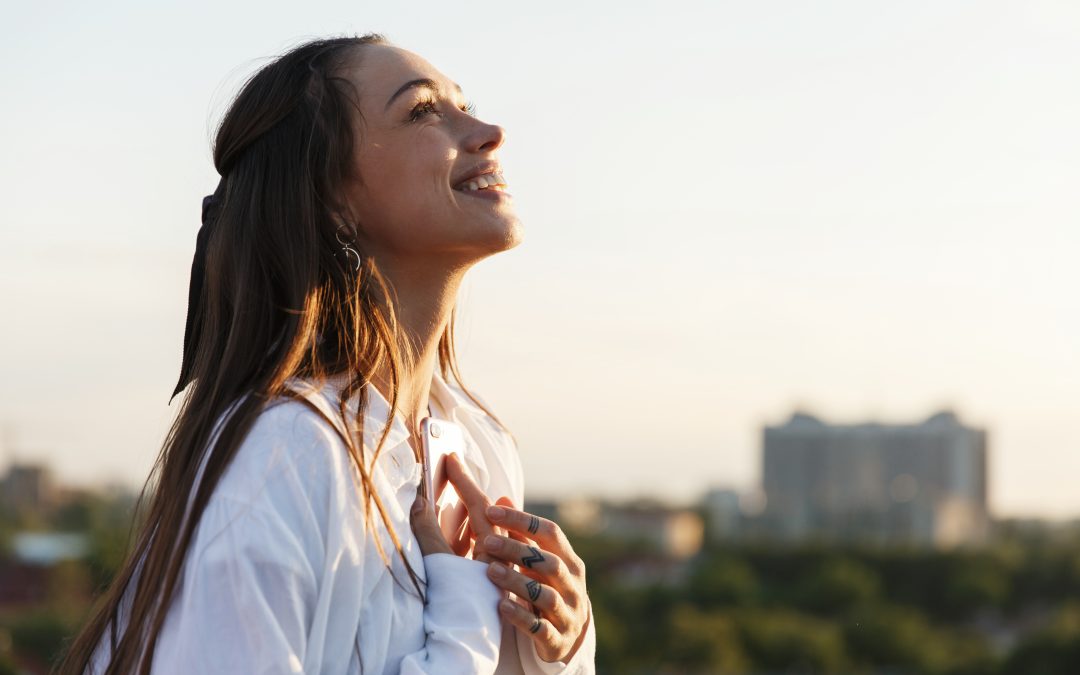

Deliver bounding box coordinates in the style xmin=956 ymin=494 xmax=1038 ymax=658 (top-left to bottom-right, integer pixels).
xmin=56 ymin=33 xmax=595 ymax=674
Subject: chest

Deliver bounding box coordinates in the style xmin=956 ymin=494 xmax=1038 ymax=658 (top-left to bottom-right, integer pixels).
xmin=350 ymin=455 xmax=430 ymax=673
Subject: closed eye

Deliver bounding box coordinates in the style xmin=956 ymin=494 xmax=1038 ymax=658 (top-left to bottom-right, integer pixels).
xmin=410 ymin=96 xmax=478 ymax=121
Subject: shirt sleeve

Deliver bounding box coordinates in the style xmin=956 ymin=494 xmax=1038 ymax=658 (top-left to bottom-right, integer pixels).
xmin=397 ymin=553 xmax=505 ymax=674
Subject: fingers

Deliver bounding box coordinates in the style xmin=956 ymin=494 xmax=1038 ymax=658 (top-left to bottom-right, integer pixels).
xmin=496 ymin=596 xmax=560 ymax=658
xmin=492 ymin=496 xmax=532 ymax=546
xmin=434 ymin=465 xmax=450 ymax=504
xmin=444 ymin=453 xmax=498 ymax=560
xmin=480 ymin=496 xmax=589 ymax=665
xmin=438 ymin=499 xmax=470 ymax=556
xmin=486 ymin=561 xmax=568 ymax=631
xmin=451 ymin=511 xmax=473 ymax=556
xmin=479 ymin=534 xmax=575 ymax=593
xmin=495 ymin=498 xmax=528 ymax=547
xmin=454 ymin=515 xmax=506 ymax=557
xmin=483 ymin=504 xmax=584 ymax=576
xmin=462 ymin=496 xmax=531 ymax=551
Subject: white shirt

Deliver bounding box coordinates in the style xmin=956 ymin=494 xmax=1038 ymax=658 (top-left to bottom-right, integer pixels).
xmin=89 ymin=368 xmax=596 ymax=674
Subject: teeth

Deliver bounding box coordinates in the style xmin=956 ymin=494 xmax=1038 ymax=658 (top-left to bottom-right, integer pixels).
xmin=456 ymin=171 xmax=507 ymax=192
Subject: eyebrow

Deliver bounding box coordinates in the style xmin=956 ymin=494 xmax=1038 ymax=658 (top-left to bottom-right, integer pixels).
xmin=385 ymin=78 xmax=464 ymax=111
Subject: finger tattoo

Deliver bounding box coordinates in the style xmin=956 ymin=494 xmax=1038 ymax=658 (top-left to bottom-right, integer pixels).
xmin=521 ymin=545 xmax=545 ymax=569
xmin=530 ymin=605 xmax=542 ymax=633
xmin=528 ymin=515 xmax=540 ymax=535
xmin=526 ymin=579 xmax=541 ymax=601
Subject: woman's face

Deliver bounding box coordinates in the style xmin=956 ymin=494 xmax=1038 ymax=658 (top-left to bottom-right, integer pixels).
xmin=340 ymin=44 xmax=522 ymax=267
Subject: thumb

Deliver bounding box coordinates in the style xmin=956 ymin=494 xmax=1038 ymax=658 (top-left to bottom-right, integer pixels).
xmin=411 ymin=491 xmax=453 ymax=557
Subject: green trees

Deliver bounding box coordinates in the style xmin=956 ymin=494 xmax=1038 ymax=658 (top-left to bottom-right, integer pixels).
xmin=5 ymin=505 xmax=1080 ymax=673
xmin=0 ymin=489 xmax=137 ymax=672
xmin=1000 ymin=604 xmax=1080 ymax=675
xmin=568 ymin=526 xmax=1080 ymax=675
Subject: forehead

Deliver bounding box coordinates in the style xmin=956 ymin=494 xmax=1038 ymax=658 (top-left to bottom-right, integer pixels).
xmin=348 ymin=44 xmax=461 ymax=104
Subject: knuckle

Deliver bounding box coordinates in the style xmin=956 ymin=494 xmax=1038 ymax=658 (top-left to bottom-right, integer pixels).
xmin=541 ymin=518 xmax=560 ymax=540
xmin=468 ymin=492 xmax=492 ymax=512
xmin=545 ymin=586 xmax=564 ymax=614
xmin=566 ymin=552 xmax=586 ymax=576
xmin=550 ymin=521 xmax=574 ymax=551
xmin=552 ymin=555 xmax=572 ymax=582
xmin=542 ymin=625 xmax=560 ymax=650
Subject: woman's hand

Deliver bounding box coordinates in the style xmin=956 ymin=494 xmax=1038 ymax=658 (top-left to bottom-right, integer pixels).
xmin=479 ymin=501 xmax=592 ymax=664
xmin=410 ymin=480 xmax=455 ymax=556
xmin=411 ymin=454 xmax=591 ymax=663
xmin=410 ymin=453 xmax=506 ymax=564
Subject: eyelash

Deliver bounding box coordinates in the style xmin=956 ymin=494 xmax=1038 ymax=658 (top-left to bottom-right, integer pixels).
xmin=409 ymin=96 xmax=477 ymax=121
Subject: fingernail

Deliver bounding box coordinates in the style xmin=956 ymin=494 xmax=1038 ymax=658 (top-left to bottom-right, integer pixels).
xmin=488 ymin=562 xmax=506 ymax=578
xmin=484 ymin=534 xmax=501 ymax=550
xmin=486 ymin=505 xmax=505 ymax=521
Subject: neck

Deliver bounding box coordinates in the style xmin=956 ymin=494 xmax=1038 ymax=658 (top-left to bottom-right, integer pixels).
xmin=369 ymin=255 xmax=470 ymax=436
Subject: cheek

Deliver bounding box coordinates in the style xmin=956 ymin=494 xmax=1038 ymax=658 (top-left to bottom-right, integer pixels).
xmin=355 ymin=177 xmax=457 ymax=252
xmin=350 ymin=135 xmax=462 ymax=248
xmin=354 ymin=155 xmax=421 ymax=220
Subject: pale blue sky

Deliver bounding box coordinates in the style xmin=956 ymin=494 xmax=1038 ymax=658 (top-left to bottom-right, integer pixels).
xmin=2 ymin=1 xmax=1077 ymax=517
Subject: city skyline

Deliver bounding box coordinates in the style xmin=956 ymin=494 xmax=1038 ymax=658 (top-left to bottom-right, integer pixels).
xmin=2 ymin=1 xmax=1077 ymax=518
xmin=0 ymin=405 xmax=1069 ymax=525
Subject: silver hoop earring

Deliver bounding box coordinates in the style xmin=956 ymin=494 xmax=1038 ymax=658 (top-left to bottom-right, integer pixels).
xmin=335 ymin=223 xmax=362 ymax=271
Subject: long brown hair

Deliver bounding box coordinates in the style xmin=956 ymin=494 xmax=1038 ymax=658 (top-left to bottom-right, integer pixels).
xmin=56 ymin=33 xmax=512 ymax=674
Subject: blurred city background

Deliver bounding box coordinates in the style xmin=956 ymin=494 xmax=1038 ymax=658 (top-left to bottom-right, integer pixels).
xmin=2 ymin=1 xmax=1078 ymax=673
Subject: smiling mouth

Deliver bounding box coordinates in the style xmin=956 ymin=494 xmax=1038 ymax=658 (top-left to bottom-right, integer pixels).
xmin=457 ymin=185 xmax=508 ymax=193
xmin=457 ymin=185 xmax=512 ymax=199
xmin=452 ymin=171 xmax=508 ymax=193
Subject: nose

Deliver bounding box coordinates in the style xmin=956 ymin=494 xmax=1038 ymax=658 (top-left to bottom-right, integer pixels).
xmin=464 ymin=120 xmax=506 ymax=154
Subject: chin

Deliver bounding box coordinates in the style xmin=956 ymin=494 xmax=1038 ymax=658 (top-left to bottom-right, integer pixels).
xmin=503 ymin=221 xmax=525 ymax=250
xmin=460 ymin=219 xmax=523 ymax=260
xmin=490 ymin=217 xmax=524 ymax=252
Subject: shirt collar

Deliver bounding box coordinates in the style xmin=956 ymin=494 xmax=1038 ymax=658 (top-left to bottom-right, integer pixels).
xmin=285 ymin=367 xmax=485 ymax=452
xmin=428 ymin=367 xmax=487 ymax=419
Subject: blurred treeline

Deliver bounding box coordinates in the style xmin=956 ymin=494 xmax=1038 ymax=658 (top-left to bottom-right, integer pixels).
xmin=573 ymin=520 xmax=1080 ymax=674
xmin=0 ymin=489 xmax=140 ymax=674
xmin=3 ymin=492 xmax=1080 ymax=674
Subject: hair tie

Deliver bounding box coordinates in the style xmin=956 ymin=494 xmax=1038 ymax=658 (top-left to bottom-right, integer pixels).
xmin=170 ymin=193 xmax=218 ymax=402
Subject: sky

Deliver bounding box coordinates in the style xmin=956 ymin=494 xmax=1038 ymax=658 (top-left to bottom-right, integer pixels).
xmin=1 ymin=0 xmax=1077 ymax=518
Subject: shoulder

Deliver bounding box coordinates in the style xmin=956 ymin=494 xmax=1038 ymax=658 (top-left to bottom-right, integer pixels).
xmin=205 ymin=394 xmax=360 ymax=531
xmin=244 ymin=394 xmax=350 ymax=465
xmin=226 ymin=394 xmax=349 ymax=474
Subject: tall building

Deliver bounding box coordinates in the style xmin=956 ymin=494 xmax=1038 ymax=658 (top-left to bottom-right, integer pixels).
xmin=760 ymin=410 xmax=989 ymax=547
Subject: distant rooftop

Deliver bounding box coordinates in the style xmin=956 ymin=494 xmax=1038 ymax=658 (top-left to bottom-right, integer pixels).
xmin=775 ymin=409 xmax=967 ymax=430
